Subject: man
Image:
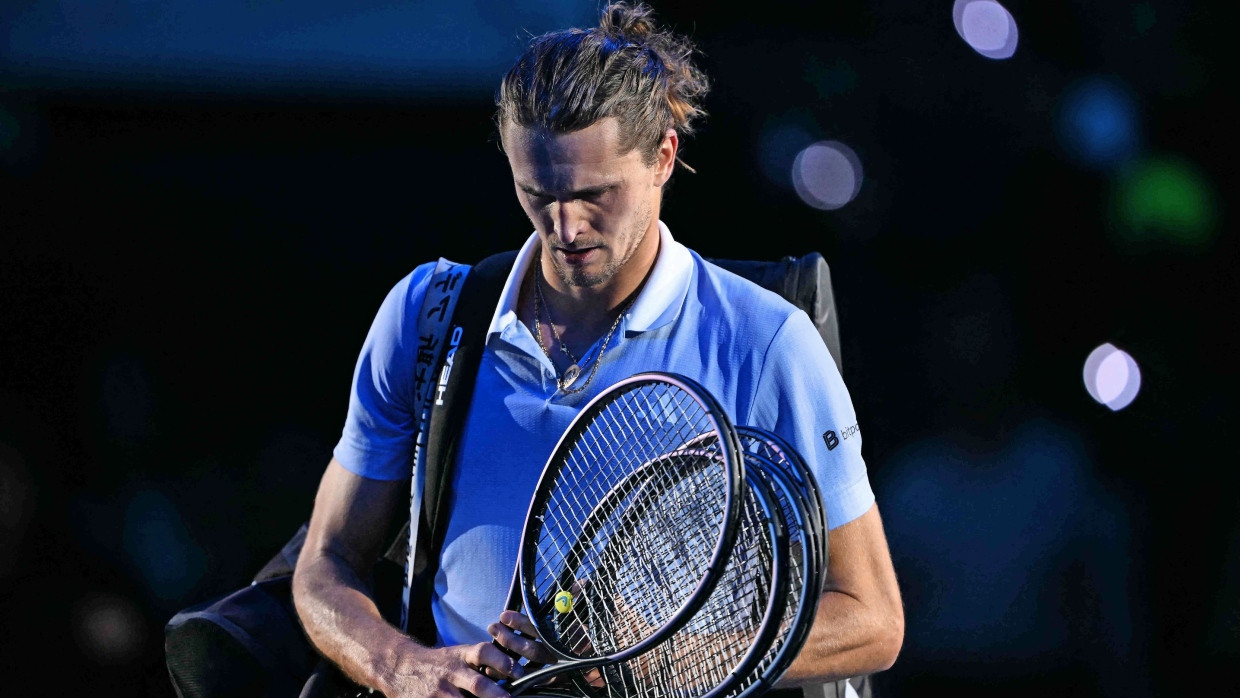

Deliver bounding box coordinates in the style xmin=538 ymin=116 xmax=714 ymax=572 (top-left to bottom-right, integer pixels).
xmin=292 ymin=3 xmax=904 ymax=696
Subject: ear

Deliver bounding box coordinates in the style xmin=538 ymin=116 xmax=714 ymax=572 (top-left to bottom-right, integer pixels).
xmin=653 ymin=129 xmax=678 ymax=186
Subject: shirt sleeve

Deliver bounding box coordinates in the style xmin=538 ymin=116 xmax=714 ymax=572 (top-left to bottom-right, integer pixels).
xmin=332 ymin=263 xmax=437 ymax=481
xmin=749 ymin=309 xmax=874 ymax=530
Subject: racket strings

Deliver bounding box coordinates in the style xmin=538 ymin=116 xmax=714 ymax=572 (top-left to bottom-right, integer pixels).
xmin=582 ymin=445 xmax=825 ymax=698
xmin=527 ymin=381 xmax=734 ymax=659
xmin=722 ymin=429 xmax=828 ymax=698
xmin=538 ymin=491 xmax=712 ymax=654
xmin=565 ymin=468 xmax=721 ymax=655
xmin=721 ymin=462 xmax=811 ymax=697
xmin=599 ymin=472 xmax=781 ymax=698
xmin=737 ymin=427 xmax=827 ymax=573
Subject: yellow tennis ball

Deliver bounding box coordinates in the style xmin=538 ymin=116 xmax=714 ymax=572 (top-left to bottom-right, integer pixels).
xmin=554 ymin=590 xmax=574 ymax=614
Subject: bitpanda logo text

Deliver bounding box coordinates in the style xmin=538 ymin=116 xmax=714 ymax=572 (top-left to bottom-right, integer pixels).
xmin=822 ymin=422 xmax=860 ymax=451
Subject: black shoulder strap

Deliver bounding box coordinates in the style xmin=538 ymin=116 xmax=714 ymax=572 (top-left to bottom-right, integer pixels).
xmin=422 ymin=250 xmax=519 ymax=560
xmin=393 ymin=249 xmax=518 ymax=644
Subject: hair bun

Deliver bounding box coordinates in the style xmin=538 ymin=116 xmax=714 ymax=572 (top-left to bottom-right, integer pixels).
xmin=601 ymin=1 xmax=657 ymax=40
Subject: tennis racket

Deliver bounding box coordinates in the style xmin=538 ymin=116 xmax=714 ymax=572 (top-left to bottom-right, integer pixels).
xmin=498 ymin=372 xmax=747 ymax=696
xmin=736 ymin=425 xmax=827 ymax=577
xmin=588 ymin=427 xmax=829 ymax=698
xmin=725 ymin=425 xmax=830 ymax=696
xmin=584 ymin=454 xmax=790 ymax=698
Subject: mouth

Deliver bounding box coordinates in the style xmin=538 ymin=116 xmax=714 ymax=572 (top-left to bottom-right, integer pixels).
xmin=554 ymin=245 xmax=602 ymax=266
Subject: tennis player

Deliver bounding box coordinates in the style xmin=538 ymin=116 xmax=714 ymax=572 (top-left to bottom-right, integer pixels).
xmin=292 ymin=3 xmax=904 ymax=696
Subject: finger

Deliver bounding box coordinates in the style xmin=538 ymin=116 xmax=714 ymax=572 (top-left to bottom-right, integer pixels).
xmin=453 ymin=665 xmax=510 ymax=698
xmin=470 ymin=640 xmax=529 ymax=680
xmin=498 ymin=610 xmax=541 ymax=639
xmin=585 ymin=667 xmax=605 ymax=688
xmin=482 ymin=665 xmax=507 ymax=681
xmin=490 ymin=621 xmax=557 ymax=665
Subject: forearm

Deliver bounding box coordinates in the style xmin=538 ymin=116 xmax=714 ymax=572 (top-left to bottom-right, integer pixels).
xmin=774 ymin=587 xmax=904 ymax=686
xmin=293 ymin=550 xmax=420 ymax=692
xmin=774 ymin=504 xmax=905 ymax=686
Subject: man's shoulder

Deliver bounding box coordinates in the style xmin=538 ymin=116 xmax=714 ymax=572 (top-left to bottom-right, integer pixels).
xmin=395 ymin=251 xmax=518 ymax=294
xmin=690 ymin=250 xmax=801 ymax=316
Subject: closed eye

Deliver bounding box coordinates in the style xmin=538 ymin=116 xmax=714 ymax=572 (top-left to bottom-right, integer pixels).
xmin=519 ymin=183 xmax=618 ymax=203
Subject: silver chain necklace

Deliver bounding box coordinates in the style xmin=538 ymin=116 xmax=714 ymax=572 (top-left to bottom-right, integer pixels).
xmin=533 ymin=266 xmax=634 ymax=394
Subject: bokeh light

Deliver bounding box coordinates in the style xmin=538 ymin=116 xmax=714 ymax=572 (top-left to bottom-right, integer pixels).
xmin=1112 ymin=155 xmax=1218 ymax=248
xmin=1083 ymin=343 xmax=1142 ymax=411
xmin=122 ymin=488 xmax=207 ymax=602
xmin=1055 ymin=76 xmax=1140 ymax=170
xmin=792 ymin=141 xmax=864 ymax=210
xmin=876 ymin=420 xmax=1138 ymax=670
xmin=952 ymin=0 xmax=1019 ymax=60
xmin=73 ymin=592 xmax=146 ymax=665
xmin=757 ymin=111 xmax=817 ymax=189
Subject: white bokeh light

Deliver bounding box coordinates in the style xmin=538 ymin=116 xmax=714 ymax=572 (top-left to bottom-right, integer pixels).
xmin=74 ymin=592 xmax=146 ymax=665
xmin=792 ymin=140 xmax=863 ymax=211
xmin=953 ymin=0 xmax=1019 ymax=60
xmin=1083 ymin=343 xmax=1142 ymax=411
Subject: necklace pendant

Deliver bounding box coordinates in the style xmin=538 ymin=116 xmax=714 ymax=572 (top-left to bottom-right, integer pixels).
xmin=562 ymin=363 xmax=581 ymax=385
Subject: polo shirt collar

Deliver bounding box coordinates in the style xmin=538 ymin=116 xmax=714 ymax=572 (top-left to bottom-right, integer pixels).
xmin=486 ymin=220 xmax=692 ymax=339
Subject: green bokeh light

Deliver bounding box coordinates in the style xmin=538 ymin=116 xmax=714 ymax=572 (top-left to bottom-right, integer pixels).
xmin=1111 ymin=155 xmax=1218 ymax=249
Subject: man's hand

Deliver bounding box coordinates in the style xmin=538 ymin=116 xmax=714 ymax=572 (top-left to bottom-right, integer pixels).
xmin=486 ymin=610 xmax=559 ymax=680
xmin=376 ymin=638 xmax=525 ymax=698
xmin=294 ymin=461 xmax=526 ymax=697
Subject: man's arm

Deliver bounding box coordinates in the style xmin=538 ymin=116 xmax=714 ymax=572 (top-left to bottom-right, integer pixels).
xmin=775 ymin=502 xmax=904 ymax=686
xmin=292 ymin=458 xmax=521 ymax=697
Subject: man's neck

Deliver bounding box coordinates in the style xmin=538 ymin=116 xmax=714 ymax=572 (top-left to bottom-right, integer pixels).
xmin=523 ymin=228 xmax=660 ymax=356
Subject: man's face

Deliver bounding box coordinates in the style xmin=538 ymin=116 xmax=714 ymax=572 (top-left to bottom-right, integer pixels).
xmin=503 ymin=117 xmax=675 ymax=291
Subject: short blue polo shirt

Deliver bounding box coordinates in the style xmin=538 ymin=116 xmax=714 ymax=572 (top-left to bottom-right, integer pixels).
xmin=334 ymin=222 xmax=873 ymax=647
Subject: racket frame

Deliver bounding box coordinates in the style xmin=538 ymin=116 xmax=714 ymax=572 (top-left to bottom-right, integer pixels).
xmin=502 ymin=372 xmax=747 ymax=696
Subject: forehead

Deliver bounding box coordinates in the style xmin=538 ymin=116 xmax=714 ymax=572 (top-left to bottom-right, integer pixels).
xmin=503 ymin=118 xmax=645 ymax=189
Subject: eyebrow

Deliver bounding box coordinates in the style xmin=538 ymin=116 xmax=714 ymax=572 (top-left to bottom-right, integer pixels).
xmin=518 ymin=182 xmax=619 ymax=199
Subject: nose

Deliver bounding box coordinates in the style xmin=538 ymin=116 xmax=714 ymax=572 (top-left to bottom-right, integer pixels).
xmin=551 ymin=201 xmax=586 ymax=245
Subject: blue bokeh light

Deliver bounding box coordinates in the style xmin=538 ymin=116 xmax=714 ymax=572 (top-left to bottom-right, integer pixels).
xmin=757 ymin=111 xmax=818 ymax=190
xmin=1055 ymin=76 xmax=1141 ymax=170
xmin=122 ymin=488 xmax=207 ymax=603
xmin=876 ymin=419 xmax=1140 ymax=675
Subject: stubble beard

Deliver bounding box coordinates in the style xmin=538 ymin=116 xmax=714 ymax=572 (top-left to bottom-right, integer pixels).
xmin=550 ymin=197 xmax=654 ymax=290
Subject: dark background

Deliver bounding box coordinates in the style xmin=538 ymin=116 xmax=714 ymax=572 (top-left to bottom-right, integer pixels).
xmin=2 ymin=1 xmax=1236 ymax=695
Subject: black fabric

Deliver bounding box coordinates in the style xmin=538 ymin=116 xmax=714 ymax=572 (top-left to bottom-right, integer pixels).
xmin=165 ymin=576 xmax=320 ymax=698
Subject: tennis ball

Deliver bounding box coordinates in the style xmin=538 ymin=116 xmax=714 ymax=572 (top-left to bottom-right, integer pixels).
xmin=554 ymin=590 xmax=574 ymax=614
